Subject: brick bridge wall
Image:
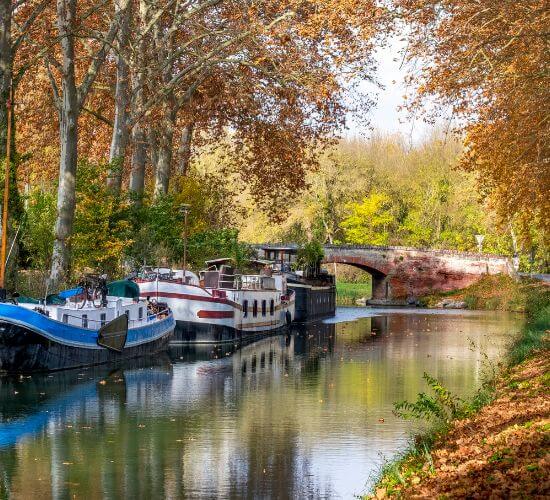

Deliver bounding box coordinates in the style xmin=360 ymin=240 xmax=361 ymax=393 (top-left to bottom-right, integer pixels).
xmin=255 ymin=244 xmax=514 ymax=304
xmin=323 ymin=245 xmax=513 ymax=303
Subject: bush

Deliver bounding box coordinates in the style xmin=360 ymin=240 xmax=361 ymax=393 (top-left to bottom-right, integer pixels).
xmin=394 ymin=373 xmax=469 ymax=423
xmin=21 ymin=188 xmax=56 ymax=270
xmin=508 ymin=304 xmax=550 ymax=366
xmin=71 ymin=160 xmax=133 ymax=277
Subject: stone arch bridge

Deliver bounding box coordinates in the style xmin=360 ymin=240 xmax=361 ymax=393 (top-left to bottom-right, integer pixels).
xmin=255 ymin=244 xmax=514 ymax=304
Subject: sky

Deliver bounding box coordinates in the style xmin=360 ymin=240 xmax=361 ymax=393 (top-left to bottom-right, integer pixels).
xmin=345 ymin=39 xmax=432 ymax=144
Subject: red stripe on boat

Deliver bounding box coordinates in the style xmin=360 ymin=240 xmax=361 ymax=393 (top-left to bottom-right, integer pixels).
xmin=197 ymin=310 xmax=234 ymax=319
xmin=139 ymin=291 xmax=232 ymax=305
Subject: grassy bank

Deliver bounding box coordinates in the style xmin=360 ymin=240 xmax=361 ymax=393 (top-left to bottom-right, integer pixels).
xmin=336 ymin=282 xmax=372 ymax=306
xmin=367 ymin=295 xmax=550 ymax=498
xmin=420 ymin=274 xmax=549 ymax=313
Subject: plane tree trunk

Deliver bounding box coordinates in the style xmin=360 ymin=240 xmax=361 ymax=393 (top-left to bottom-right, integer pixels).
xmin=0 ymin=0 xmax=11 ymax=158
xmin=153 ymin=103 xmax=176 ymax=198
xmin=107 ymin=0 xmax=131 ymax=193
xmin=177 ymin=123 xmax=194 ymax=176
xmin=50 ymin=0 xmax=79 ymax=284
xmin=49 ymin=0 xmax=128 ymax=284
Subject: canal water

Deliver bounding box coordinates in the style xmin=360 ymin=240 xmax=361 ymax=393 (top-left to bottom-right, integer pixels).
xmin=0 ymin=308 xmax=523 ymax=499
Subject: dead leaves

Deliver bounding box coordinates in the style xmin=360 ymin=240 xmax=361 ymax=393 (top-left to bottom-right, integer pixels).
xmin=371 ymin=352 xmax=550 ymax=498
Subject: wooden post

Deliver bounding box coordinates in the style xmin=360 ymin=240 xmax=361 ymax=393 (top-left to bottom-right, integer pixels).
xmin=0 ymin=85 xmax=12 ymax=288
xmin=179 ymin=204 xmax=190 ymax=281
xmin=183 ymin=208 xmax=188 ymax=279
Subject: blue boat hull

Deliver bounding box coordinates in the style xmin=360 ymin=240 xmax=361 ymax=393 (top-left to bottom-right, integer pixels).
xmin=0 ymin=304 xmax=175 ymax=373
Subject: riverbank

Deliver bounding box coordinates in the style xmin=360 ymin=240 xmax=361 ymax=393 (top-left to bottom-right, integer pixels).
xmin=336 ymin=281 xmax=371 ymax=306
xmin=420 ymin=274 xmax=549 ymax=313
xmin=367 ymin=302 xmax=550 ymax=498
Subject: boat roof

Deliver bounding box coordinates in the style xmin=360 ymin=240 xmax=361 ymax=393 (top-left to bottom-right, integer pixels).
xmin=205 ymin=258 xmax=274 ymax=267
xmin=260 ymin=246 xmax=298 ymax=252
xmin=205 ymin=257 xmax=234 ymax=266
xmin=249 ymin=259 xmax=273 ymax=266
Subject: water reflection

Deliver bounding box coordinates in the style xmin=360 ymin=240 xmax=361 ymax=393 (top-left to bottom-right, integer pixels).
xmin=0 ymin=309 xmax=523 ymax=498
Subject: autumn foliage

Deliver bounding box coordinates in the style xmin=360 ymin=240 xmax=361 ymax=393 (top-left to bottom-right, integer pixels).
xmin=396 ymin=0 xmax=550 ymax=237
xmin=0 ymin=0 xmax=547 ymax=280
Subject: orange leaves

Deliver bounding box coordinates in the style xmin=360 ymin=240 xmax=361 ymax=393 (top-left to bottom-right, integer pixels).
xmin=396 ymin=0 xmax=549 ymax=233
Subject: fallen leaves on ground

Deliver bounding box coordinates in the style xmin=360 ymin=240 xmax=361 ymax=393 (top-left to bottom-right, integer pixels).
xmin=374 ymin=352 xmax=550 ymax=498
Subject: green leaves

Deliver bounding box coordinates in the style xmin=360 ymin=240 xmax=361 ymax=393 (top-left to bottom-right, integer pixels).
xmin=21 ymin=189 xmax=56 ymax=270
xmin=394 ymin=372 xmax=467 ymax=423
xmin=340 ymin=192 xmax=397 ymax=245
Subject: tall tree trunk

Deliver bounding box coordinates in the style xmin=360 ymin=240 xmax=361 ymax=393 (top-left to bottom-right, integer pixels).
xmin=177 ymin=123 xmax=194 ymax=176
xmin=50 ymin=0 xmax=79 ymax=284
xmin=148 ymin=127 xmax=158 ymax=176
xmin=128 ymin=122 xmax=146 ymax=203
xmin=127 ymin=1 xmax=148 ymax=203
xmin=153 ymin=104 xmax=175 ymax=198
xmin=0 ymin=0 xmax=11 ymax=157
xmin=107 ymin=0 xmax=131 ymax=193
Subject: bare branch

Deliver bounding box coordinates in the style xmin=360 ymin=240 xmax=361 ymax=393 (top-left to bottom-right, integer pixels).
xmin=77 ymin=0 xmax=131 ymax=108
xmin=45 ymin=56 xmax=61 ymax=111
xmin=82 ymin=106 xmax=113 ymax=126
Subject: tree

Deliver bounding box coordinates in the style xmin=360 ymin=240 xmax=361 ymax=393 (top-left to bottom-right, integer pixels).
xmin=12 ymin=0 xmax=386 ymax=280
xmin=395 ymin=0 xmax=550 ymax=238
xmin=45 ymin=0 xmax=130 ymax=283
xmin=340 ymin=192 xmax=397 ymax=246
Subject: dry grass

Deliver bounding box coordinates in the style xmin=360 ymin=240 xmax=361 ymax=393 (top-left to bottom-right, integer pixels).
xmin=421 ymin=274 xmax=550 ymax=314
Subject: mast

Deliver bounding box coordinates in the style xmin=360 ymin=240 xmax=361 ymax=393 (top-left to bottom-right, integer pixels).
xmin=0 ymin=84 xmax=12 ymax=289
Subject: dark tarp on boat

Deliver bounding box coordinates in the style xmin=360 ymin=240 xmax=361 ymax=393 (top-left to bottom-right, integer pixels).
xmin=107 ymin=280 xmax=140 ymax=299
xmin=46 ymin=294 xmax=66 ymax=305
xmin=18 ymin=294 xmax=65 ymax=305
xmin=17 ymin=296 xmax=40 ymax=304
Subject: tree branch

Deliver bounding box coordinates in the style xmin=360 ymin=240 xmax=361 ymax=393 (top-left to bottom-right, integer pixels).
xmin=82 ymin=106 xmax=113 ymax=126
xmin=11 ymin=0 xmax=49 ymax=53
xmin=77 ymin=0 xmax=131 ymax=108
xmin=45 ymin=57 xmax=61 ymax=111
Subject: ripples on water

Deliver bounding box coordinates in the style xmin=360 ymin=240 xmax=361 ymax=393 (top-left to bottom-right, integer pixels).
xmin=0 ymin=307 xmax=524 ymax=499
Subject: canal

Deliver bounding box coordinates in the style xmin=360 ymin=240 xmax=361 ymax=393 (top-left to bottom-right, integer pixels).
xmin=0 ymin=308 xmax=523 ymax=498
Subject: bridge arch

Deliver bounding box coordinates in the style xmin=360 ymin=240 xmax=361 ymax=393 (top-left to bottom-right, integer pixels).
xmin=323 ymin=255 xmax=389 ymax=300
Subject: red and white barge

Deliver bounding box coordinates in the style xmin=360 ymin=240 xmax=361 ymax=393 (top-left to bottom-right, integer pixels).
xmin=135 ymin=261 xmax=295 ymax=343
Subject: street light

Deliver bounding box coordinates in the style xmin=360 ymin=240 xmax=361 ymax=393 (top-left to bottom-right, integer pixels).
xmin=475 ymin=234 xmax=485 ymax=253
xmin=179 ymin=204 xmax=191 ymax=281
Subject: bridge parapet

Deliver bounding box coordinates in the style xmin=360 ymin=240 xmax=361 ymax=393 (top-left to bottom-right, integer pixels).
xmin=253 ymin=243 xmax=514 ymax=304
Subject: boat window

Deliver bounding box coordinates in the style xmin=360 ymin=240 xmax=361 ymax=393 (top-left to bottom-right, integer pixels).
xmin=62 ymin=314 xmax=68 ymax=324
xmin=243 ymin=300 xmax=248 ymax=318
xmin=125 ymin=310 xmax=130 ymax=318
xmin=138 ymin=307 xmax=143 ymax=320
xmin=82 ymin=314 xmax=88 ymax=328
xmin=253 ymin=300 xmax=258 ymax=317
xmin=261 ymin=300 xmax=266 ymax=317
xmin=270 ymin=299 xmax=274 ymax=316
xmin=100 ymin=313 xmax=106 ymax=327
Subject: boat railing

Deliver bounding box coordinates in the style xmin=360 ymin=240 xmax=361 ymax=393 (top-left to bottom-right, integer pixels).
xmin=51 ymin=308 xmax=171 ymax=330
xmin=218 ymin=272 xmax=236 ymax=289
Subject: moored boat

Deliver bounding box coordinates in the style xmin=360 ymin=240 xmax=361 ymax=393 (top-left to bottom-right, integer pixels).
xmin=0 ymin=277 xmax=174 ymax=373
xmin=135 ymin=260 xmax=295 ymax=343
xmin=257 ymin=245 xmax=336 ymax=322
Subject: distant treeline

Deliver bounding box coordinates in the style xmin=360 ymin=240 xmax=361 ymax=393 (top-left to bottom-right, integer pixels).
xmin=239 ymin=134 xmax=549 ymax=273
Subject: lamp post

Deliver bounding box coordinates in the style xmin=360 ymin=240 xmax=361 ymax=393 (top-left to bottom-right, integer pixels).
xmin=179 ymin=204 xmax=190 ymax=281
xmin=475 ymin=234 xmax=485 ymax=254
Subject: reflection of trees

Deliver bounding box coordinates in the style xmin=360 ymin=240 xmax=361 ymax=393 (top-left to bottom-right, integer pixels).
xmin=0 ymin=447 xmax=16 ymax=498
xmin=0 ymin=313 xmax=522 ymax=498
